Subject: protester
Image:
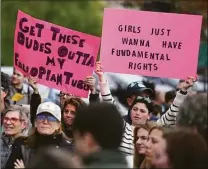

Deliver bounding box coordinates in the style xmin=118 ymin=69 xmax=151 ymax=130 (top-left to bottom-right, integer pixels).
xmin=27 ymin=147 xmax=83 ymax=168
xmin=152 ymin=130 xmax=208 ymax=169
xmin=62 ymin=97 xmax=84 ymax=141
xmin=133 ymin=122 xmax=157 ymax=168
xmin=95 ymin=61 xmax=196 ymax=155
xmin=143 ymin=125 xmax=173 ymax=169
xmin=6 ymin=69 xmax=32 ymax=105
xmin=10 ymin=101 xmax=73 ymax=168
xmin=73 ymin=103 xmax=128 ymax=168
xmin=1 ymin=105 xmax=27 ymax=169
xmin=177 ymin=93 xmax=208 ymax=143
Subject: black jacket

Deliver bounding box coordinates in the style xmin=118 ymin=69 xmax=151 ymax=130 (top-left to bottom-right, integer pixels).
xmin=21 ymin=133 xmax=73 ymax=167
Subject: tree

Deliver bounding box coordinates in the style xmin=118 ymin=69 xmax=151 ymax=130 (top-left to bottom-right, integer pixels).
xmin=1 ymin=0 xmax=105 ymax=66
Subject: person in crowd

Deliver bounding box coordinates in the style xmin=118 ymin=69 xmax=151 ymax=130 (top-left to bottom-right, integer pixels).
xmin=28 ymin=77 xmax=91 ymax=142
xmin=62 ymin=97 xmax=84 ymax=141
xmin=26 ymin=147 xmax=83 ymax=168
xmin=143 ymin=125 xmax=173 ymax=169
xmin=10 ymin=101 xmax=73 ymax=168
xmin=73 ymin=103 xmax=128 ymax=168
xmin=1 ymin=105 xmax=27 ymax=169
xmin=152 ymin=130 xmax=208 ymax=169
xmin=163 ymin=90 xmax=176 ymax=113
xmin=133 ymin=122 xmax=157 ymax=168
xmin=177 ymin=93 xmax=208 ymax=143
xmin=6 ymin=69 xmax=32 ymax=105
xmin=94 ymin=61 xmax=196 ymax=155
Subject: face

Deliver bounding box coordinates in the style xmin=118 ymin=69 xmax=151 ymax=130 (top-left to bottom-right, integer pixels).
xmin=11 ymin=69 xmax=24 ymax=85
xmin=3 ymin=111 xmax=26 ymax=136
xmin=63 ymin=104 xmax=76 ymax=126
xmin=131 ymin=102 xmax=149 ymax=126
xmin=152 ymin=137 xmax=170 ymax=168
xmin=36 ymin=113 xmax=60 ymax=135
xmin=146 ymin=129 xmax=163 ymax=160
xmin=136 ymin=128 xmax=149 ymax=154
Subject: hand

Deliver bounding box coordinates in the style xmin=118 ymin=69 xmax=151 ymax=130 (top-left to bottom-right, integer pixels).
xmin=179 ymin=76 xmax=197 ymax=92
xmin=84 ymin=76 xmax=96 ymax=93
xmin=94 ymin=61 xmax=105 ymax=82
xmin=14 ymin=159 xmax=25 ymax=168
xmin=28 ymin=76 xmax=38 ymax=94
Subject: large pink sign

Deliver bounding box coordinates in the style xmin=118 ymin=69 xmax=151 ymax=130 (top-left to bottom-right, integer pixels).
xmin=100 ymin=8 xmax=202 ymax=79
xmin=14 ymin=10 xmax=100 ymax=98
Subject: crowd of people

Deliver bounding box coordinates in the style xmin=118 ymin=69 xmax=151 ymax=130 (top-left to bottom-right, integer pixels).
xmin=1 ymin=61 xmax=207 ymax=169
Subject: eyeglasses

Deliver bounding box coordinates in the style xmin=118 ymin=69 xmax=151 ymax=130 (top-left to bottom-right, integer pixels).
xmin=3 ymin=117 xmax=24 ymax=124
xmin=136 ymin=96 xmax=152 ymax=104
xmin=36 ymin=115 xmax=57 ymax=122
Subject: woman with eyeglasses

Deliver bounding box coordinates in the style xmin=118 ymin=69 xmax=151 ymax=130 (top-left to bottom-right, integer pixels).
xmin=7 ymin=101 xmax=73 ymax=169
xmin=1 ymin=105 xmax=27 ymax=169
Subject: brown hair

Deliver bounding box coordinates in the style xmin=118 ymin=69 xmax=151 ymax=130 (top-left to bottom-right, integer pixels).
xmin=133 ymin=122 xmax=157 ymax=168
xmin=163 ymin=129 xmax=208 ymax=169
xmin=138 ymin=125 xmax=173 ymax=169
xmin=62 ymin=97 xmax=84 ymax=113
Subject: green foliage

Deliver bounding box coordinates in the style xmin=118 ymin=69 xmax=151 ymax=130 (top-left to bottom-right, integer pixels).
xmin=1 ymin=0 xmax=105 ymax=66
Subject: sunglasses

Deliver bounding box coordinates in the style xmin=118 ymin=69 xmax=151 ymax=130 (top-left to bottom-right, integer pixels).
xmin=36 ymin=114 xmax=57 ymax=122
xmin=3 ymin=117 xmax=24 ymax=124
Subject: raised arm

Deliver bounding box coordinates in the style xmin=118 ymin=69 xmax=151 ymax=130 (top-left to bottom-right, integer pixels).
xmin=84 ymin=76 xmax=100 ymax=104
xmin=157 ymin=76 xmax=197 ymax=126
xmin=28 ymin=77 xmax=41 ymax=126
xmin=95 ymin=61 xmax=115 ymax=104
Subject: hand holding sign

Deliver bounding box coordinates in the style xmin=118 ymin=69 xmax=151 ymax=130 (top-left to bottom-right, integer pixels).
xmin=28 ymin=76 xmax=39 ymax=94
xmin=95 ymin=61 xmax=106 ymax=83
xmin=84 ymin=76 xmax=96 ymax=93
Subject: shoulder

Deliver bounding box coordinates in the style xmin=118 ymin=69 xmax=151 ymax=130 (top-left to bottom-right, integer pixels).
xmin=14 ymin=136 xmax=27 ymax=145
xmin=60 ymin=133 xmax=73 ymax=147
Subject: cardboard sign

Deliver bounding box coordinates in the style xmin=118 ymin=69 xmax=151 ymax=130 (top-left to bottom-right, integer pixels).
xmin=14 ymin=10 xmax=100 ymax=98
xmin=100 ymin=8 xmax=202 ymax=79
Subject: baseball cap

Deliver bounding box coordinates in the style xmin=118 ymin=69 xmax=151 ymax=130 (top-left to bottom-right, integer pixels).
xmin=127 ymin=81 xmax=153 ymax=97
xmin=37 ymin=102 xmax=61 ymax=121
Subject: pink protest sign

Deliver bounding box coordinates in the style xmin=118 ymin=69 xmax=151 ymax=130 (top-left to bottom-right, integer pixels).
xmin=14 ymin=10 xmax=100 ymax=98
xmin=100 ymin=8 xmax=202 ymax=79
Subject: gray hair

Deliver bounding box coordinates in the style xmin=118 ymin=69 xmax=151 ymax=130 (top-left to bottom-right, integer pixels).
xmin=177 ymin=93 xmax=207 ymax=132
xmin=3 ymin=104 xmax=32 ymax=136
